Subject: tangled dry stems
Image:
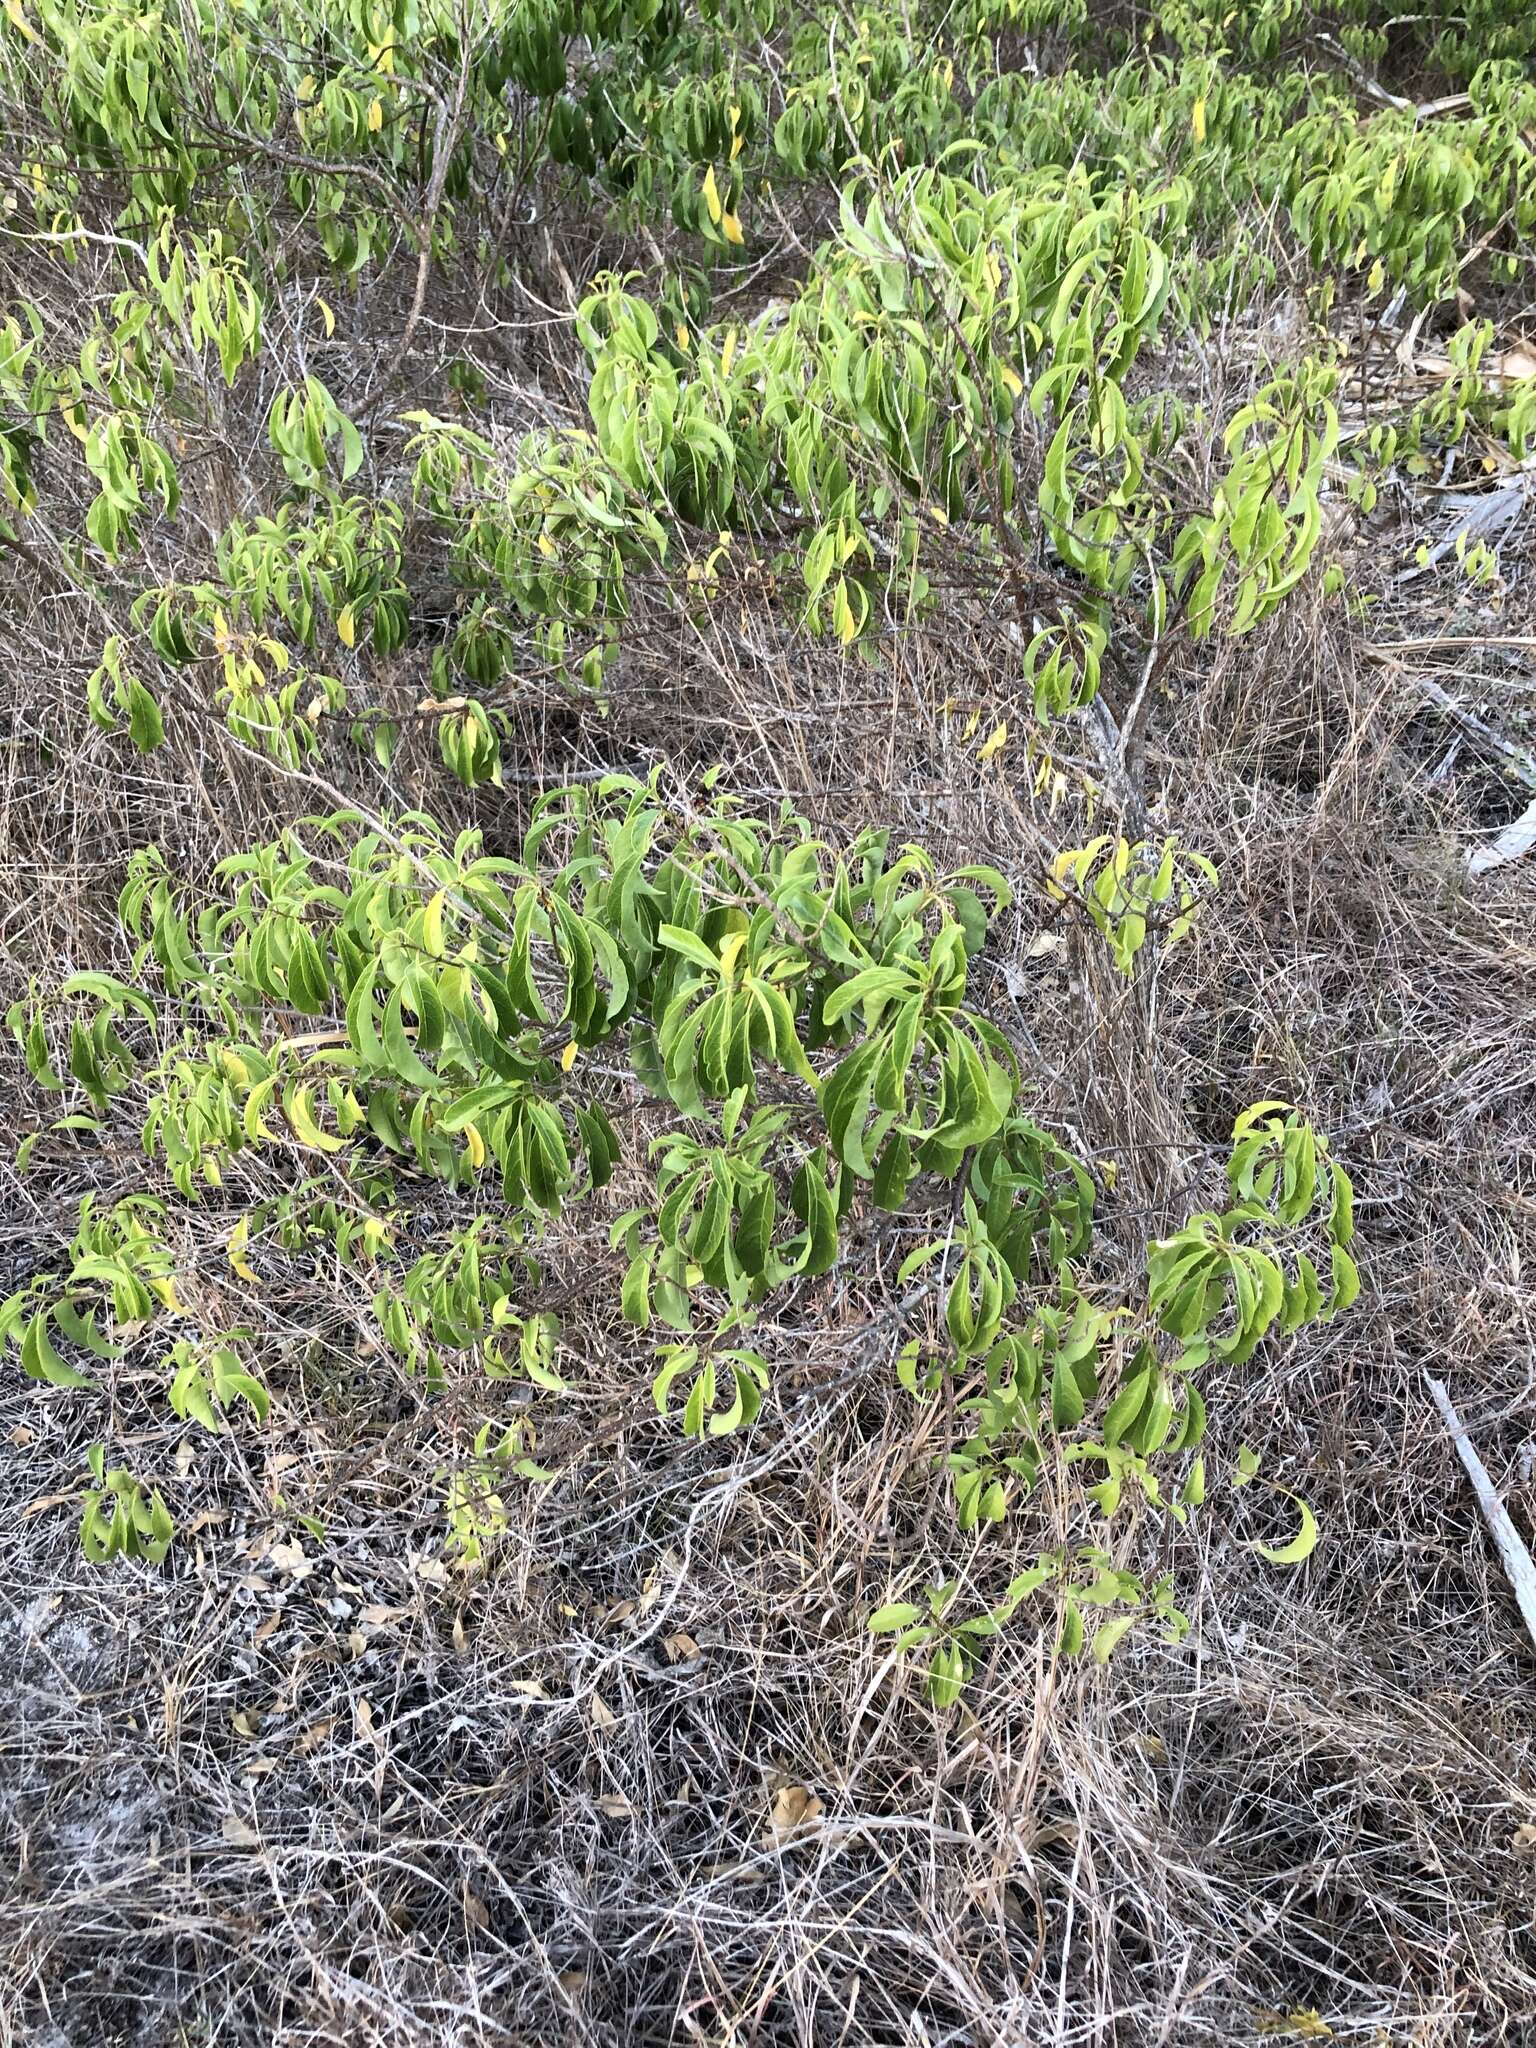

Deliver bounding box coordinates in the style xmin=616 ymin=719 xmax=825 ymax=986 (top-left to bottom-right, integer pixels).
xmin=4 ymin=236 xmax=1536 ymax=2048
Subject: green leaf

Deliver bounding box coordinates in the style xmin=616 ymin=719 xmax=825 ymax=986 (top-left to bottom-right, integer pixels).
xmin=682 ymin=1368 xmax=709 ymax=1438
xmin=1329 ymin=1244 xmax=1360 ymax=1314
xmin=657 ymin=925 xmax=722 ymax=975
xmin=927 ymin=1640 xmax=967 ymax=1709
xmin=22 ymin=1309 xmax=95 ymax=1389
xmin=124 ymin=679 xmax=164 ymax=753
xmin=1050 ymin=1351 xmax=1086 ymax=1430
xmin=383 ymin=987 xmax=437 ymax=1090
xmin=1091 ymin=1613 xmax=1136 ymax=1663
xmin=653 ymin=1250 xmax=692 ymax=1332
xmin=822 ymin=966 xmax=912 ymax=1028
xmin=1133 ymin=1374 xmax=1175 ymax=1456
xmin=1329 ymin=1160 xmax=1355 ymax=1246
xmin=1056 ymin=1600 xmax=1084 ymax=1657
xmin=1101 ymin=1364 xmax=1151 ymax=1447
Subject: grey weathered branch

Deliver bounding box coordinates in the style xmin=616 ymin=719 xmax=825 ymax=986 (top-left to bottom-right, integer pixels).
xmin=1426 ymin=1375 xmax=1536 ymax=1658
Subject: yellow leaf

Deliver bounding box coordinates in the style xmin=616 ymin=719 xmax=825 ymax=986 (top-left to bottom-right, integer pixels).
xmin=1255 ymin=2014 xmax=1332 ymax=2042
xmin=367 ymin=97 xmax=383 ymax=133
xmin=242 ymin=1081 xmax=276 ymax=1145
xmin=1192 ymin=95 xmax=1207 ymax=144
xmin=297 ymin=73 xmax=316 ymax=102
xmin=1248 ymin=1492 xmax=1319 ymax=1566
xmin=977 ymin=720 xmax=1009 ymax=763
xmin=721 ymin=210 xmax=744 ymax=247
xmin=560 ymin=1041 xmax=578 ymax=1073
xmin=228 ymin=1216 xmax=259 ymax=1284
xmin=463 ymin=1121 xmax=486 ymax=1169
xmin=537 ymin=532 xmax=558 ymax=558
xmin=720 ymin=327 xmax=736 ymax=378
xmin=336 ymin=604 xmax=356 ymax=648
xmin=316 ymin=296 xmax=335 ymax=339
xmin=999 ymin=363 xmax=1023 ymax=398
xmin=702 ymin=164 xmax=723 ymax=226
xmin=4 ymin=0 xmax=40 ymax=45
xmin=674 ymin=321 xmax=691 ymax=353
xmin=286 ymin=1084 xmax=346 ymax=1153
xmin=768 ymin=1784 xmax=824 ymax=1835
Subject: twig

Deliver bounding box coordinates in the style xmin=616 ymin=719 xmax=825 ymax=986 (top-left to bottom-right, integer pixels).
xmin=1311 ymin=32 xmax=1415 ymax=112
xmin=1415 ymin=91 xmax=1474 ymax=117
xmin=355 ymin=42 xmax=474 ymax=418
xmin=1467 ymin=791 xmax=1536 ymax=877
xmin=1367 ymin=653 xmax=1536 ymax=791
xmin=1426 ymin=1375 xmax=1536 ymax=1657
xmin=0 ymin=525 xmax=69 ymax=591
xmin=1367 ymin=636 xmax=1536 ymax=657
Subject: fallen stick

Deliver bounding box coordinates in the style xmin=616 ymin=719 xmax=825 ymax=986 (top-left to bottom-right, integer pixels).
xmin=1366 ymin=655 xmax=1536 ymax=792
xmin=1467 ymin=791 xmax=1536 ymax=877
xmin=1426 ymin=1375 xmax=1536 ymax=1655
xmin=1365 ymin=635 xmax=1536 ymax=657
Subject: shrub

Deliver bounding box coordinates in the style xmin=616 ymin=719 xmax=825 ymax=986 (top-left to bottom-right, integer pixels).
xmin=6 ymin=777 xmax=1355 ymax=1696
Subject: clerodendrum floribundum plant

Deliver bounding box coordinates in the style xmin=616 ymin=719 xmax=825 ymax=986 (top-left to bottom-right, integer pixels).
xmin=5 ymin=0 xmax=1534 ymax=801
xmin=6 ymin=775 xmax=1356 ymax=1699
xmin=18 ymin=0 xmax=1504 ymax=1700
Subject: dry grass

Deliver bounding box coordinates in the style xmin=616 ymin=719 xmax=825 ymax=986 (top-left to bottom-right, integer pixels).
xmin=5 ymin=237 xmax=1536 ymax=2048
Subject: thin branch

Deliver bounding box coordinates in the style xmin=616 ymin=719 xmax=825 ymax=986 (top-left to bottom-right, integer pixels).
xmin=354 ymin=37 xmax=474 ymax=418
xmin=1426 ymin=1375 xmax=1536 ymax=1658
